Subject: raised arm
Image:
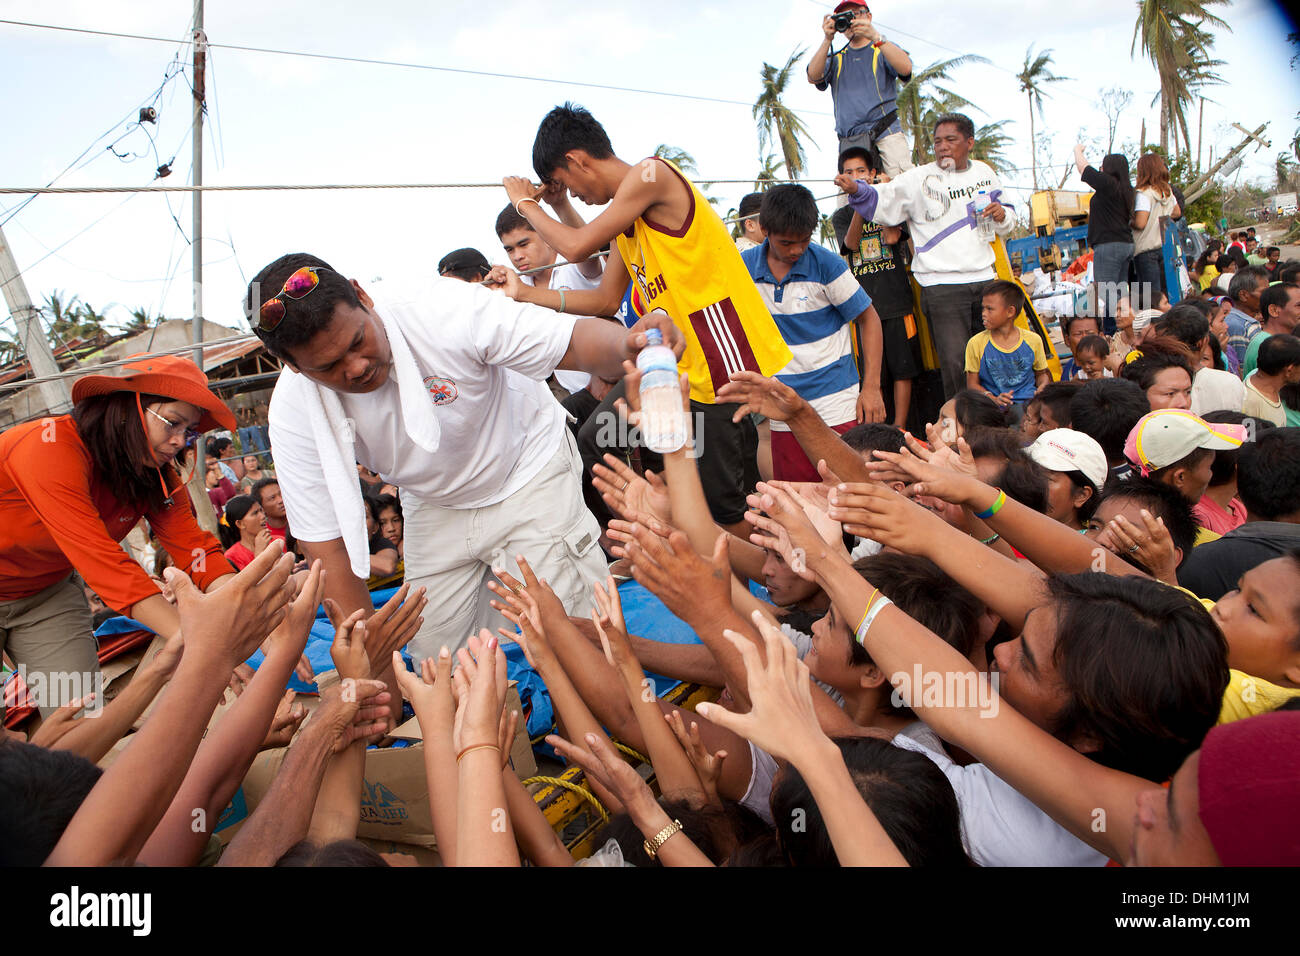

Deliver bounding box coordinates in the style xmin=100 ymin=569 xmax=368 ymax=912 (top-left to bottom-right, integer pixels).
xmin=451 ymin=633 xmax=520 ymax=867
xmin=715 ymin=371 xmax=871 ymax=483
xmin=218 ymin=677 xmax=389 ymax=867
xmin=503 ymin=167 xmax=661 ymax=265
xmin=698 ymin=616 xmax=908 ymax=867
xmin=592 ymin=577 xmax=708 ymax=800
xmin=759 ymin=485 xmax=1144 ymax=862
xmin=47 ymin=545 xmax=295 ymax=865
xmin=807 ymin=16 xmax=836 ymax=84
xmin=137 ymin=564 xmax=325 ymax=866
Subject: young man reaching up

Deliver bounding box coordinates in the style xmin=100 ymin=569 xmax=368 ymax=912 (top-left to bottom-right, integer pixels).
xmin=494 ymin=102 xmax=792 ymax=536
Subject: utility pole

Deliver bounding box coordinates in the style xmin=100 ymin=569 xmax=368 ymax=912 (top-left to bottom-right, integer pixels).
xmin=187 ymin=0 xmax=217 ymax=534
xmin=1185 ymin=123 xmax=1270 ymax=205
xmin=0 ymin=223 xmax=73 ymax=416
xmin=191 ymin=0 xmax=205 ymax=373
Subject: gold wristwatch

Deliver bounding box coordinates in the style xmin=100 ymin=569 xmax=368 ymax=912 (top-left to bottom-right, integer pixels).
xmin=643 ymin=818 xmax=684 ymax=860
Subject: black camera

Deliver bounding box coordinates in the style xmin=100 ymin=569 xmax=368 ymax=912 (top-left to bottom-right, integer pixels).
xmin=832 ymin=10 xmax=856 ymax=32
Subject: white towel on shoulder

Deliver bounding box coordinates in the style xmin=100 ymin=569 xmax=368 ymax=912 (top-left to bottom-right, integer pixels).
xmin=298 ymin=310 xmax=441 ymax=580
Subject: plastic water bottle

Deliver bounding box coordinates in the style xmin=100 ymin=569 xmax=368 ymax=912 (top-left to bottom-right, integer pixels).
xmin=974 ymin=189 xmax=995 ymax=242
xmin=636 ymin=328 xmax=687 ymax=453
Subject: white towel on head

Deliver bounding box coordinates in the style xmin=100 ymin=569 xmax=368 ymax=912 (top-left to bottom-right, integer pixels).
xmin=297 ymin=310 xmax=441 ymax=580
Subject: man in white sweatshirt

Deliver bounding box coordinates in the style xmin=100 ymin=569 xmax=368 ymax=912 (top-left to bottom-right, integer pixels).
xmin=834 ymin=112 xmax=1016 ymax=398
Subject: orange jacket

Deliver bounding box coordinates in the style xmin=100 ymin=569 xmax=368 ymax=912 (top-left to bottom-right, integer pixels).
xmin=0 ymin=415 xmax=232 ymax=611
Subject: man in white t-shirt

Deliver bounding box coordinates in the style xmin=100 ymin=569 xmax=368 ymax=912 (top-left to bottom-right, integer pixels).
xmin=247 ymin=253 xmax=681 ymax=662
xmin=495 ymin=195 xmax=605 ymax=396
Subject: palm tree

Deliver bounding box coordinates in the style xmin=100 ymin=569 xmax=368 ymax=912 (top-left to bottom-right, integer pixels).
xmin=652 ymin=145 xmax=698 ymax=176
xmin=972 ymin=120 xmax=1016 ymax=175
xmin=895 ymin=54 xmax=990 ymax=164
xmin=1132 ymin=0 xmax=1229 ymax=154
xmin=818 ymin=214 xmax=837 ymax=250
xmin=1017 ymin=46 xmax=1069 ymax=189
xmin=915 ymin=90 xmax=984 ymax=163
xmin=754 ymin=153 xmax=786 ymax=191
xmin=753 ymin=49 xmax=813 ymax=179
xmin=653 ymin=144 xmax=719 ymax=205
xmin=1277 ymin=153 xmax=1299 ymax=193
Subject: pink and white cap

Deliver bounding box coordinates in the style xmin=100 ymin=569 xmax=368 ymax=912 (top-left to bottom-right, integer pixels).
xmin=1123 ymin=409 xmax=1246 ymax=477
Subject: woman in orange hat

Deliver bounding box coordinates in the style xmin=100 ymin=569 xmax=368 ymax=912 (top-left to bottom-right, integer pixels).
xmin=0 ymin=354 xmax=249 ymax=711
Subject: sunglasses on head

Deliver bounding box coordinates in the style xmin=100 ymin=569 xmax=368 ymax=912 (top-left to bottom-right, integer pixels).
xmin=257 ymin=266 xmax=335 ymax=331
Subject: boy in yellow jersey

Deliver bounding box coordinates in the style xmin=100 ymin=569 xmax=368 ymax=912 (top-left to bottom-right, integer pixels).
xmin=492 ymin=102 xmax=792 ymax=536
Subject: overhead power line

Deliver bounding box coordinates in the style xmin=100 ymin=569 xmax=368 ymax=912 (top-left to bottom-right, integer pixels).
xmin=0 ymin=17 xmax=832 ymax=116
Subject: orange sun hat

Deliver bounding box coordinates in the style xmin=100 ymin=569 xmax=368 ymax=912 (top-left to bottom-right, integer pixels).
xmin=70 ymin=353 xmax=236 ymax=433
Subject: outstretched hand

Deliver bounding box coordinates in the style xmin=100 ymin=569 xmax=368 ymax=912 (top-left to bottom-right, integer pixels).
xmin=745 ymin=481 xmax=838 ymax=578
xmin=622 ymin=520 xmax=733 ymax=624
xmin=665 ymin=710 xmax=726 ymax=806
xmin=165 ymin=540 xmax=296 ymax=671
xmin=329 ymin=608 xmax=371 ymax=683
xmin=864 ymin=439 xmax=977 ymax=505
xmin=451 ymin=631 xmax=509 ymax=753
xmin=358 ymin=582 xmax=428 ymax=666
xmin=488 ymin=554 xmax=567 ymax=637
xmin=827 ymin=480 xmax=948 ymax=557
xmin=695 ymin=610 xmax=830 ymax=764
xmin=592 ymin=453 xmax=672 ymax=525
xmin=546 ymin=729 xmax=657 ymax=817
xmin=714 ymin=371 xmax=806 ymax=425
xmin=390 ymin=648 xmax=456 ymax=741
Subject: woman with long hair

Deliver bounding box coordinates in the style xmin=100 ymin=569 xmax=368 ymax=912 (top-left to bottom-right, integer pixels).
xmin=0 ymin=355 xmax=244 ymax=708
xmin=1132 ymin=153 xmax=1182 ymax=303
xmin=1193 ymin=239 xmax=1224 ymax=292
xmin=1075 ymin=144 xmax=1136 ymax=327
xmin=219 ymin=495 xmax=273 ymax=571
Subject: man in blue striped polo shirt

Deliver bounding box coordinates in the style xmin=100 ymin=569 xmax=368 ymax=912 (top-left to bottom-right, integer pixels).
xmin=741 ymin=184 xmax=885 ymax=480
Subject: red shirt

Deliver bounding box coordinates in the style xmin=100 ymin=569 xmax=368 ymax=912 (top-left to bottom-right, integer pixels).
xmin=224 ymin=542 xmax=256 ymax=570
xmin=0 ymin=415 xmax=233 ymax=611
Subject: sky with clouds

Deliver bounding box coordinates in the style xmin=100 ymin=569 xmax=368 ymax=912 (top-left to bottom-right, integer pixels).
xmin=1 ymin=0 xmax=1296 ymax=339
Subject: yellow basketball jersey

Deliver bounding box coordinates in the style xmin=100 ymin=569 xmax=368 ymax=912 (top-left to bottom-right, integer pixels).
xmin=615 ymin=159 xmax=792 ymax=403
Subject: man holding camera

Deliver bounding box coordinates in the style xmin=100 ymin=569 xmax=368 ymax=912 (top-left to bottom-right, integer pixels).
xmin=808 ymin=1 xmax=913 ymax=177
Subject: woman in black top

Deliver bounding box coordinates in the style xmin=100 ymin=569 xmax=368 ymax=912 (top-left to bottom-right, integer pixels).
xmin=1074 ymin=144 xmax=1135 ymax=329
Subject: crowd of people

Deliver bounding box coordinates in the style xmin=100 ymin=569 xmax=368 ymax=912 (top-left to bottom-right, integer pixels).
xmin=1 ymin=0 xmax=1297 ymax=873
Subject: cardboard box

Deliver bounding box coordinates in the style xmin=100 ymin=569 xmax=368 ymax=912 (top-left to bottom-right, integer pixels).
xmin=354 ymin=682 xmax=535 ymax=847
xmin=215 ymin=682 xmax=536 ymax=850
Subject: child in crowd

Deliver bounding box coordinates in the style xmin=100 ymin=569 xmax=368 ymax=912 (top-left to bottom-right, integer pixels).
xmin=1059 ymin=314 xmax=1101 ymax=380
xmin=964 ymin=280 xmax=1050 ymax=418
xmin=1020 ymin=380 xmax=1080 ymax=440
xmin=1070 ymin=334 xmax=1112 ymax=380
xmin=831 ymin=146 xmax=922 ymax=429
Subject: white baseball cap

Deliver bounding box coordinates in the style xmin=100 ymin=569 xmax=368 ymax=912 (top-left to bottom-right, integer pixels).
xmin=1028 ymin=428 xmax=1108 ymax=490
